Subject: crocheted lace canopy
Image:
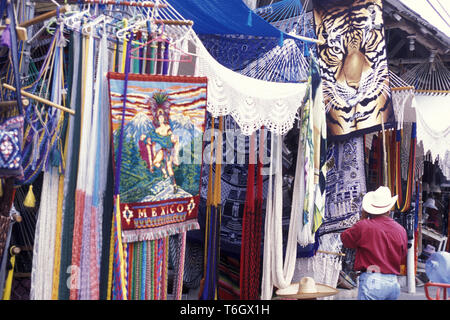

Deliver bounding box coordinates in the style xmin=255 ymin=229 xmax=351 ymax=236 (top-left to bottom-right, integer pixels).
xmin=193 ymin=31 xmax=307 ymax=136
xmin=167 ymin=0 xmax=311 ymax=135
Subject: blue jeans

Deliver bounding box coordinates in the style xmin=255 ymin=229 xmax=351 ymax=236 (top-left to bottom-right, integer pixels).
xmin=357 ymin=272 xmax=401 ymax=300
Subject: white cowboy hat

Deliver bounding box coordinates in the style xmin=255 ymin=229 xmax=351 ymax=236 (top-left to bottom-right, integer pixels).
xmin=423 ymin=198 xmax=438 ymax=210
xmin=275 ymin=277 xmax=338 ymax=299
xmin=362 ymin=186 xmax=398 ymax=215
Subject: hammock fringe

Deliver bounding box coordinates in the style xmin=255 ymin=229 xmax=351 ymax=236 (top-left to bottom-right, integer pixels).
xmin=122 ymin=221 xmax=200 ymax=243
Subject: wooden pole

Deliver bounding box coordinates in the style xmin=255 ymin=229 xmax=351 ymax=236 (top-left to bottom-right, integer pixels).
xmin=0 ymin=19 xmax=27 ymax=41
xmin=391 ymin=86 xmax=415 ymax=91
xmin=153 ymin=19 xmax=193 ymax=26
xmin=2 ymin=83 xmax=75 ymax=116
xmin=0 ymin=99 xmax=29 ymax=108
xmin=317 ymin=250 xmax=346 ymax=257
xmin=289 ymin=33 xmax=325 ymax=45
xmin=19 ymin=5 xmax=70 ymax=28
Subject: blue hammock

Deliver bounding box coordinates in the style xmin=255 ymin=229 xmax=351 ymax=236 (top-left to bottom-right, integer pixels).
xmin=170 ymin=0 xmax=292 ymax=38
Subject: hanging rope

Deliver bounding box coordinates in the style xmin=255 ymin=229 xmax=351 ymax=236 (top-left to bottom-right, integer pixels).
xmin=239 ymin=128 xmax=265 ymax=300
xmin=6 ymin=1 xmax=24 ymax=116
xmin=239 ymin=132 xmax=256 ymax=300
xmin=200 ymin=116 xmax=223 ymax=300
xmin=401 ymin=57 xmax=450 ymax=95
xmin=111 ymin=33 xmax=134 ymax=301
xmin=261 ymin=132 xmax=302 ymax=300
xmin=395 ymin=123 xmax=417 ymax=212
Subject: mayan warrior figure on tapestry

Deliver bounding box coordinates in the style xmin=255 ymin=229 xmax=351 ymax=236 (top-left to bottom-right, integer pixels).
xmin=313 ymin=0 xmax=394 ymax=140
xmin=108 ymin=74 xmax=207 ymax=243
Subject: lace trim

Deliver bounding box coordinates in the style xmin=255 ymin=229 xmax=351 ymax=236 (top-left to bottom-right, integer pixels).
xmin=192 ymin=31 xmax=307 ymax=136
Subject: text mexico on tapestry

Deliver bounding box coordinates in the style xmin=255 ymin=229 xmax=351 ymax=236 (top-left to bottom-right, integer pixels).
xmin=313 ymin=0 xmax=394 ymax=140
xmin=108 ymin=74 xmax=207 ymax=243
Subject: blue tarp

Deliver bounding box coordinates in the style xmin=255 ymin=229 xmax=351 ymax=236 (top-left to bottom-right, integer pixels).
xmin=169 ymin=0 xmax=290 ymax=38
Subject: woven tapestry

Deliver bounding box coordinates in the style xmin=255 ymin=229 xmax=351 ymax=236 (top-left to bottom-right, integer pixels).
xmin=313 ymin=0 xmax=394 ymax=140
xmin=318 ymin=136 xmax=366 ymax=236
xmin=0 ymin=115 xmax=23 ymax=179
xmin=108 ymin=74 xmax=207 ymax=243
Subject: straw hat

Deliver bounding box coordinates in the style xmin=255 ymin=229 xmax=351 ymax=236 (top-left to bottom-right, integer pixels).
xmin=275 ymin=277 xmax=338 ymax=299
xmin=362 ymin=186 xmax=398 ymax=215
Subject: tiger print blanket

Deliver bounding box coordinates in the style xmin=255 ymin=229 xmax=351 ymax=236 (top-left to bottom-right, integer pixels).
xmin=313 ymin=0 xmax=395 ymax=140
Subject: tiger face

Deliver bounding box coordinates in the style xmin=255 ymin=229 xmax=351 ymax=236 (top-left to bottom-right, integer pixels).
xmin=313 ymin=0 xmax=393 ymax=138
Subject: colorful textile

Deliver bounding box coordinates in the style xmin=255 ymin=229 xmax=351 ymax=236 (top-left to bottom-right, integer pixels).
xmin=318 ymin=136 xmax=366 ymax=236
xmin=296 ymin=57 xmax=327 ymax=245
xmin=299 ymin=71 xmax=315 ymax=246
xmin=0 ymin=214 xmax=10 ymax=261
xmin=192 ymin=114 xmax=269 ymax=300
xmin=395 ymin=124 xmax=416 ymax=212
xmin=310 ymin=57 xmax=327 ymax=234
xmin=0 ymin=116 xmax=23 ymax=178
xmin=30 ymin=22 xmax=67 ymax=300
xmin=313 ymin=0 xmax=394 ymax=140
xmin=17 ymin=30 xmax=64 ymax=186
xmin=69 ymin=32 xmax=111 ymax=300
xmin=199 ymin=117 xmax=223 ymax=300
xmin=239 ymin=131 xmax=264 ymax=300
xmin=108 ymin=74 xmax=207 ymax=243
xmin=58 ymin=30 xmax=83 ymax=300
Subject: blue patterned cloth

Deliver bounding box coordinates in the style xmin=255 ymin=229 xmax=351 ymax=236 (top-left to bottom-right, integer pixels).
xmin=0 ymin=115 xmax=23 ymax=178
xmin=318 ymin=136 xmax=366 ymax=236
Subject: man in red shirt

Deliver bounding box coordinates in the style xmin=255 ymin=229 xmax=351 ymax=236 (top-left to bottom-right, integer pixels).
xmin=341 ymin=186 xmax=408 ymax=300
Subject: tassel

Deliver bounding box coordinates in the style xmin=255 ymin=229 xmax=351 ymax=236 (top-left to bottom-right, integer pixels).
xmin=50 ymin=145 xmax=62 ymax=168
xmin=247 ymin=9 xmax=253 ymax=27
xmin=279 ymin=31 xmax=284 ymax=47
xmin=24 ymin=185 xmax=36 ymax=208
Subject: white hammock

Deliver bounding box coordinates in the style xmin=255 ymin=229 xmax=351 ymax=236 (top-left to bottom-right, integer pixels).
xmin=192 ymin=31 xmax=307 ymax=136
xmin=261 ymin=133 xmax=306 ymax=299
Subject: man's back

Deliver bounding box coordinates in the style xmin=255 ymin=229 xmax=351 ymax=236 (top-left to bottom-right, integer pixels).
xmin=341 ymin=215 xmax=407 ymax=274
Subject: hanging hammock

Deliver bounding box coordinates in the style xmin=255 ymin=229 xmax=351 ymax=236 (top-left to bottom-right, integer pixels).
xmin=401 ymin=56 xmax=450 ymax=96
xmin=400 ymin=57 xmax=450 ymax=164
xmin=191 ymin=30 xmax=308 ymax=136
xmin=390 ymin=70 xmax=414 ymax=92
xmin=254 ymin=0 xmax=313 ymax=37
xmin=239 ymin=38 xmax=310 ymax=82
